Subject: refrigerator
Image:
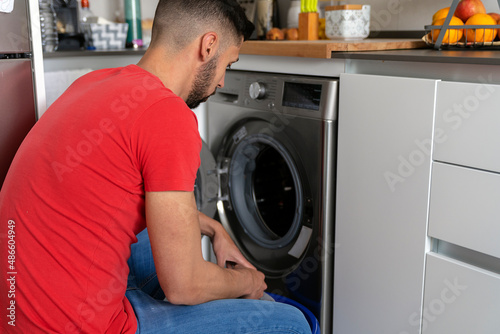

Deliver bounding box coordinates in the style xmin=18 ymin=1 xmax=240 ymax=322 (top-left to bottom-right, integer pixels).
xmin=0 ymin=0 xmax=46 ymax=188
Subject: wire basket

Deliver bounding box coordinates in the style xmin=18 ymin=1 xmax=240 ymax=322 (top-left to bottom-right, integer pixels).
xmin=424 ymin=0 xmax=500 ymax=49
xmin=424 ymin=25 xmax=500 ymax=49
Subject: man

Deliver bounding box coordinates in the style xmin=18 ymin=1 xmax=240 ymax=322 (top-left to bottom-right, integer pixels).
xmin=0 ymin=0 xmax=311 ymax=333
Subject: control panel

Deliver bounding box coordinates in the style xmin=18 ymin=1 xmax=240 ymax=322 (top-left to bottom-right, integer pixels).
xmin=210 ymin=70 xmax=339 ymax=121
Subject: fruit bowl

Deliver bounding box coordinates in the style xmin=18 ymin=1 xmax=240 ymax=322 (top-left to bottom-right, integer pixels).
xmin=424 ymin=0 xmax=500 ymax=49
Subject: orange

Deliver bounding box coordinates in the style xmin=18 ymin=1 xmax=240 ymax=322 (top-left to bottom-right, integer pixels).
xmin=433 ymin=7 xmax=451 ymax=23
xmin=465 ymin=13 xmax=497 ymax=43
xmin=431 ymin=17 xmax=464 ymax=44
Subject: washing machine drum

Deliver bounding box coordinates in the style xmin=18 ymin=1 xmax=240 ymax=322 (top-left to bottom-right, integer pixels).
xmin=213 ymin=120 xmax=313 ymax=278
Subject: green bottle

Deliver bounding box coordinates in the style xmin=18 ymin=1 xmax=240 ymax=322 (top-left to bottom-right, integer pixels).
xmin=124 ymin=0 xmax=143 ymax=48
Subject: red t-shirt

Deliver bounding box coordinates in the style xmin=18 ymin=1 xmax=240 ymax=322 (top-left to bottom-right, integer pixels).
xmin=0 ymin=65 xmax=201 ymax=333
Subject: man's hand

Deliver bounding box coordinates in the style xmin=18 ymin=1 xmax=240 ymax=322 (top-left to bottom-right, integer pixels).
xmin=232 ymin=264 xmax=267 ymax=300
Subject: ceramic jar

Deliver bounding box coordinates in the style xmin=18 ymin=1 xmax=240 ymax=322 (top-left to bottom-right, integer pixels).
xmin=325 ymin=4 xmax=370 ymax=40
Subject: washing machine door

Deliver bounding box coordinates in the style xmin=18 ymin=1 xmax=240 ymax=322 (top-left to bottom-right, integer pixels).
xmin=195 ymin=140 xmax=218 ymax=218
xmin=217 ymin=119 xmax=313 ymax=278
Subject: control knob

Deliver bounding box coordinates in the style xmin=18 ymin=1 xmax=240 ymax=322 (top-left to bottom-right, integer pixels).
xmin=249 ymin=82 xmax=266 ymax=100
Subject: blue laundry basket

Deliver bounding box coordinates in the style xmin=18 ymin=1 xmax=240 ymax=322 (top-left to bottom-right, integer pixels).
xmin=267 ymin=292 xmax=320 ymax=334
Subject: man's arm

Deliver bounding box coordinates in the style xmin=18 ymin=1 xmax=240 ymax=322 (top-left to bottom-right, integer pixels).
xmin=198 ymin=211 xmax=256 ymax=270
xmin=145 ymin=191 xmax=267 ymax=305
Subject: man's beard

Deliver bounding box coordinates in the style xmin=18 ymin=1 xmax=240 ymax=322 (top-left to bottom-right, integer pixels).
xmin=185 ymin=55 xmax=219 ymax=109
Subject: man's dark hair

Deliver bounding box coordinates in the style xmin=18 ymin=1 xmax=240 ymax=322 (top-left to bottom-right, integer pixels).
xmin=150 ymin=0 xmax=254 ymax=51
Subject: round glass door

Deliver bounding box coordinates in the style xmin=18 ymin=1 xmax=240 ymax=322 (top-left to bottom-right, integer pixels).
xmin=217 ymin=119 xmax=313 ymax=277
xmin=228 ymin=134 xmax=304 ymax=249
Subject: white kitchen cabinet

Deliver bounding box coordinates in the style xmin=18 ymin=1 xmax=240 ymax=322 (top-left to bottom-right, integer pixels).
xmin=422 ymin=252 xmax=500 ymax=334
xmin=428 ymin=162 xmax=500 ymax=259
xmin=434 ymin=81 xmax=500 ymax=174
xmin=334 ymin=74 xmax=438 ymax=334
xmin=425 ymin=79 xmax=500 ymax=334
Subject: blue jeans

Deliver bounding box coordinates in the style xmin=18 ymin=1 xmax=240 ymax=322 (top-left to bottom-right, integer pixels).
xmin=126 ymin=229 xmax=312 ymax=334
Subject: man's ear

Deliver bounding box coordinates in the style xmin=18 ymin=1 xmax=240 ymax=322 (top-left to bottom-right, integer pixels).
xmin=200 ymin=32 xmax=219 ymax=61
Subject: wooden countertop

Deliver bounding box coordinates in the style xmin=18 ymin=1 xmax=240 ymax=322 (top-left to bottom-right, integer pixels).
xmin=240 ymin=39 xmax=428 ymax=59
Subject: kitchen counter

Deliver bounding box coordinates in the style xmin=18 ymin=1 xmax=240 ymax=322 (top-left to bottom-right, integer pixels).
xmin=331 ymin=48 xmax=500 ymax=66
xmin=239 ymin=39 xmax=428 ymax=59
xmin=45 ymin=39 xmax=425 ymax=60
xmin=43 ymin=48 xmax=146 ymax=58
xmin=239 ymin=39 xmax=500 ymax=65
xmin=44 ymin=39 xmax=500 ymax=67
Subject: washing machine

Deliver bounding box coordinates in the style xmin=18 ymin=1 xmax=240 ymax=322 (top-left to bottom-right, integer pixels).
xmin=195 ymin=70 xmax=338 ymax=333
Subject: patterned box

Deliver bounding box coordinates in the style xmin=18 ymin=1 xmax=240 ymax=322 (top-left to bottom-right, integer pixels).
xmin=90 ymin=23 xmax=128 ymax=50
xmin=325 ymin=5 xmax=370 ymax=40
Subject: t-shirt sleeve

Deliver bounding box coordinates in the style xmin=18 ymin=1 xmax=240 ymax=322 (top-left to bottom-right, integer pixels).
xmin=131 ymin=97 xmax=201 ymax=192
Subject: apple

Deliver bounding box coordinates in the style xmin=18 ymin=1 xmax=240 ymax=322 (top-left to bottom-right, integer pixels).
xmin=488 ymin=13 xmax=500 ymax=40
xmin=489 ymin=12 xmax=500 ymax=21
xmin=454 ymin=0 xmax=486 ymax=22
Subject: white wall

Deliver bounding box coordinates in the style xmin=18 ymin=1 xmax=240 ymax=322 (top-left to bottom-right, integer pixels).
xmin=87 ymin=0 xmax=500 ymax=32
xmin=79 ymin=0 xmax=500 ymax=32
xmin=85 ymin=0 xmax=158 ymax=22
xmin=363 ymin=0 xmax=500 ymax=31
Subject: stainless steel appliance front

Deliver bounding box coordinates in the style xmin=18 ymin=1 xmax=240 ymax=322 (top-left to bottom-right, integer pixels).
xmin=199 ymin=70 xmax=338 ymax=333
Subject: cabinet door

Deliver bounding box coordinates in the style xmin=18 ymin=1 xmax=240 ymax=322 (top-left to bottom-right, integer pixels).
xmin=434 ymin=81 xmax=500 ymax=174
xmin=334 ymin=73 xmax=438 ymax=334
xmin=0 ymin=0 xmax=31 ymax=52
xmin=423 ymin=253 xmax=500 ymax=334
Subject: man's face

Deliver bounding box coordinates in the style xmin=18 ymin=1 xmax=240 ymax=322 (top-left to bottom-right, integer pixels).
xmin=185 ymin=54 xmax=219 ymax=109
xmin=185 ymin=43 xmax=241 ymax=109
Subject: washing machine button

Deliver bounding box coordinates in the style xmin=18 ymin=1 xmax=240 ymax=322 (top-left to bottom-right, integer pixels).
xmin=249 ymin=81 xmax=266 ymax=100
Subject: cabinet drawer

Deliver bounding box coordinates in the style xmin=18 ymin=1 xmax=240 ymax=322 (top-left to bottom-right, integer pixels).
xmin=434 ymin=81 xmax=500 ymax=173
xmin=429 ymin=162 xmax=500 ymax=258
xmin=423 ymin=253 xmax=500 ymax=334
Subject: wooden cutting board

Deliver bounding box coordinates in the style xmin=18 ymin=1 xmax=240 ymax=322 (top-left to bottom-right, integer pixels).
xmin=240 ymin=39 xmax=428 ymax=59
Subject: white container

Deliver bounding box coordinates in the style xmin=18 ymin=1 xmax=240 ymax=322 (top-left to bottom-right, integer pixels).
xmin=325 ymin=4 xmax=370 ymax=40
xmin=90 ymin=23 xmax=128 ymax=49
xmin=287 ymin=0 xmax=301 ymax=28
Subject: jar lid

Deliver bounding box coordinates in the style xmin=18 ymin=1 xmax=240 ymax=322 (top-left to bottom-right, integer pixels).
xmin=325 ymin=4 xmax=364 ymax=11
